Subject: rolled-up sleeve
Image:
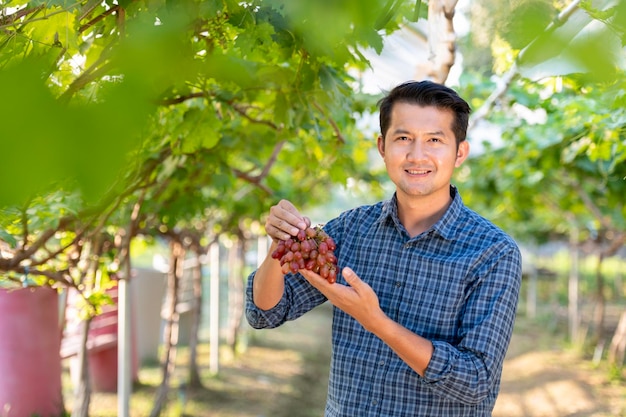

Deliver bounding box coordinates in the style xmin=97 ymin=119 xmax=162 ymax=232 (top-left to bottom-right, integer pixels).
xmin=422 ymin=245 xmax=522 ymax=404
xmin=245 ymin=270 xmax=328 ymax=329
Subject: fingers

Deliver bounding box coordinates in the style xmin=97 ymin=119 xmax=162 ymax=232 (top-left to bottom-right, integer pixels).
xmin=300 ymin=269 xmax=335 ymax=294
xmin=265 ymin=199 xmax=308 ymax=241
xmin=342 ymin=267 xmax=361 ymax=289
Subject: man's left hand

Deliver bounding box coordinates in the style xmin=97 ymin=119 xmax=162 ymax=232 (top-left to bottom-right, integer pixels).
xmin=299 ymin=267 xmax=387 ymax=332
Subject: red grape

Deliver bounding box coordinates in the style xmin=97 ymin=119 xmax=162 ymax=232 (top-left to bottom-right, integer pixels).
xmin=270 ymin=224 xmax=339 ymax=283
xmin=318 ymin=242 xmax=328 ymax=254
xmin=320 ymin=264 xmax=330 ymax=279
xmin=328 ymin=269 xmax=337 ymax=283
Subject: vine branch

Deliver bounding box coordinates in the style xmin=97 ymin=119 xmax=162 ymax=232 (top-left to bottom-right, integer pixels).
xmin=312 ymin=101 xmax=345 ymax=144
xmin=0 ymin=5 xmax=45 ymax=29
xmin=468 ymin=0 xmax=583 ymax=131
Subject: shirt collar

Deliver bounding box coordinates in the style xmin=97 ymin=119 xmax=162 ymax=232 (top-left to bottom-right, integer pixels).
xmin=376 ymin=185 xmax=463 ymax=241
xmin=435 ymin=185 xmax=462 ymax=240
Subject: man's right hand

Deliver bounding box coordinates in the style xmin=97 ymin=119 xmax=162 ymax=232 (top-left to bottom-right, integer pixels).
xmin=253 ymin=200 xmax=311 ymax=310
xmin=265 ymin=199 xmax=311 ymax=242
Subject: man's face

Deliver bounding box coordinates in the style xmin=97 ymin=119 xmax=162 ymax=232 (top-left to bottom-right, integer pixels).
xmin=377 ymin=102 xmax=469 ymax=202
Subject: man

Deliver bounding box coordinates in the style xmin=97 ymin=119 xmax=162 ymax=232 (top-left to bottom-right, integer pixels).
xmin=245 ymin=80 xmax=522 ymax=416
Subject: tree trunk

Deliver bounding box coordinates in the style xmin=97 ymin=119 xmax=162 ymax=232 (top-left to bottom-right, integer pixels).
xmin=187 ymin=246 xmax=204 ymax=389
xmin=425 ymin=0 xmax=459 ymax=83
xmin=590 ymin=233 xmax=625 ymax=357
xmin=72 ymin=318 xmax=92 ymax=417
xmin=71 ymin=236 xmax=106 ymax=417
xmin=150 ymin=240 xmax=183 ymax=417
xmin=608 ymin=310 xmax=626 ymax=367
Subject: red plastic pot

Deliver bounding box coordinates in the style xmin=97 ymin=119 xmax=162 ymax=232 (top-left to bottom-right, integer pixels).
xmin=0 ymin=286 xmax=63 ymax=417
xmin=65 ymin=284 xmax=139 ymax=393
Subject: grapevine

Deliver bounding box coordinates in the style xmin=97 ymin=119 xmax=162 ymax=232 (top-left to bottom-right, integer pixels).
xmin=271 ymin=225 xmax=338 ymax=283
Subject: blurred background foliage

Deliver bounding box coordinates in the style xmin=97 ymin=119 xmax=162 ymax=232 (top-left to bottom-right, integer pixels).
xmin=0 ymin=0 xmax=623 ymax=289
xmin=1 ymin=0 xmax=626 ymax=414
xmin=0 ymin=0 xmax=623 ymax=294
xmin=0 ymin=0 xmax=417 ymax=289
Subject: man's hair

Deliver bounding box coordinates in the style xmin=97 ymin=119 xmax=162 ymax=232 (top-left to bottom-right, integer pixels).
xmin=377 ymin=80 xmax=471 ymax=145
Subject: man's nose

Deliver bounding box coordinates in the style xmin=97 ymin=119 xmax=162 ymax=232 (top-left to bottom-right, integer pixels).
xmin=407 ymin=142 xmax=426 ymax=160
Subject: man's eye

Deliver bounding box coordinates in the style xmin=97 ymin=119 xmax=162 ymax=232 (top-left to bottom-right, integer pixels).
xmin=430 ymin=138 xmax=441 ymax=142
xmin=398 ymin=136 xmax=409 ymax=141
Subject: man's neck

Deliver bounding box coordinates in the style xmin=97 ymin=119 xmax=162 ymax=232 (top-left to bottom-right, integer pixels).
xmin=396 ymin=187 xmax=452 ymax=238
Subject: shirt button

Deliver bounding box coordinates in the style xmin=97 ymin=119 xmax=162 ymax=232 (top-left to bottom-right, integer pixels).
xmin=371 ymin=399 xmax=378 ymax=405
xmin=395 ymin=282 xmax=402 ymax=288
xmin=378 ymin=360 xmax=385 ymax=366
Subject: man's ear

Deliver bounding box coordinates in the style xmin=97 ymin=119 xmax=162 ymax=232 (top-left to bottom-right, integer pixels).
xmin=377 ymin=135 xmax=385 ymax=157
xmin=455 ymin=140 xmax=470 ymax=167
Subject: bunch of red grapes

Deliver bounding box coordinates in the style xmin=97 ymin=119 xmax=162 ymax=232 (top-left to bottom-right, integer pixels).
xmin=271 ymin=225 xmax=338 ymax=283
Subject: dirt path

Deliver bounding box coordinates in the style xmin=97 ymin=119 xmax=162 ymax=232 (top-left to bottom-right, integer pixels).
xmin=493 ymin=318 xmax=626 ymax=417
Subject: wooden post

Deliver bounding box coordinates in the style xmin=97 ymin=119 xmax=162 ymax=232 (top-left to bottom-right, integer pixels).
xmin=257 ymin=235 xmax=268 ymax=266
xmin=209 ymin=241 xmax=220 ymax=374
xmin=568 ymin=228 xmax=580 ymax=343
xmin=118 ymin=277 xmax=131 ymax=417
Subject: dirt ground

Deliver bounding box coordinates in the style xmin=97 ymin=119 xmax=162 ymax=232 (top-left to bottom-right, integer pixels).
xmin=493 ymin=317 xmax=626 ymax=417
xmin=76 ymin=303 xmax=626 ymax=417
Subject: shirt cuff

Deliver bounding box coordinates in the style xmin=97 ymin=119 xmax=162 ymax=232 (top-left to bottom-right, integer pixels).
xmin=422 ymin=340 xmax=455 ymax=382
xmin=245 ymin=277 xmax=289 ymax=329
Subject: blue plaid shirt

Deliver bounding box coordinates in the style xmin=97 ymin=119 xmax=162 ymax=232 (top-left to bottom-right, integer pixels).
xmin=246 ymin=186 xmax=522 ymax=416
